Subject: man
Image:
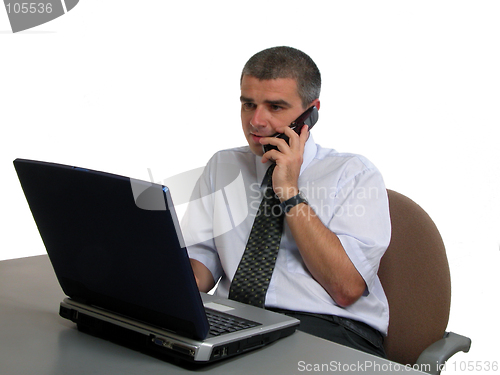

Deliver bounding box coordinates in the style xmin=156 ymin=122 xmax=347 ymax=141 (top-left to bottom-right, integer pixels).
xmin=181 ymin=46 xmax=391 ymax=358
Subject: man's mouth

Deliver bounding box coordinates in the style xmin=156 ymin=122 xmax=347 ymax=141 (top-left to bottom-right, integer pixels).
xmin=250 ymin=133 xmax=264 ymax=143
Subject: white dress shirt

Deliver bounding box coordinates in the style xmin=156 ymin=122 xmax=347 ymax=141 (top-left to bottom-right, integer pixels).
xmin=181 ymin=135 xmax=391 ymax=334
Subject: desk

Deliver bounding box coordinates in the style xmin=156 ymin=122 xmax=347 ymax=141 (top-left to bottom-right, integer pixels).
xmin=0 ymin=256 xmax=426 ymax=374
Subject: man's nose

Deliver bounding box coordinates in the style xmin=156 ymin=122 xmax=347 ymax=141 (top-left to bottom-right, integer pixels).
xmin=250 ymin=106 xmax=268 ymax=128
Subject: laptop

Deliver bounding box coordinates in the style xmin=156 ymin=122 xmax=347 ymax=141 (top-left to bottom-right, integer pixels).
xmin=13 ymin=158 xmax=299 ymax=363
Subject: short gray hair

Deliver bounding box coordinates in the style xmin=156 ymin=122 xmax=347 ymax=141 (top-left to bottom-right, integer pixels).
xmin=241 ymin=46 xmax=321 ymax=108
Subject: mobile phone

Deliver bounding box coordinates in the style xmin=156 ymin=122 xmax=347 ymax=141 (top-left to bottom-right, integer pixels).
xmin=263 ymin=106 xmax=319 ymax=154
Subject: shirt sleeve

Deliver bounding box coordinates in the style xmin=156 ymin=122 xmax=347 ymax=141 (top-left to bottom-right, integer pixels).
xmin=180 ymin=160 xmax=224 ymax=284
xmin=327 ymin=159 xmax=391 ymax=293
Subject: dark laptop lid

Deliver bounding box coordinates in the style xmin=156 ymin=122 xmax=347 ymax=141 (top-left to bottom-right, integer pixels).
xmin=14 ymin=158 xmax=210 ymax=340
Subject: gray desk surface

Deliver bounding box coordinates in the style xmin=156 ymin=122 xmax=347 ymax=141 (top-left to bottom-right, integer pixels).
xmin=0 ymin=255 xmax=425 ymax=374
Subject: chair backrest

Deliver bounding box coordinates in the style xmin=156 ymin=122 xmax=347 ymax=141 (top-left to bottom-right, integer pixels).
xmin=378 ymin=190 xmax=451 ymax=365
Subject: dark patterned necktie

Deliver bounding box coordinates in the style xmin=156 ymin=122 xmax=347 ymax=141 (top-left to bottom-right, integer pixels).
xmin=228 ymin=164 xmax=284 ymax=308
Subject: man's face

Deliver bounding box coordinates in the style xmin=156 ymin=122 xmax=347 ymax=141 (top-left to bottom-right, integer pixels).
xmin=240 ymin=75 xmax=307 ymax=156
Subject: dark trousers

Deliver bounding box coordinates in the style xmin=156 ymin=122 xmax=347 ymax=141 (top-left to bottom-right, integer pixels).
xmin=269 ymin=309 xmax=386 ymax=358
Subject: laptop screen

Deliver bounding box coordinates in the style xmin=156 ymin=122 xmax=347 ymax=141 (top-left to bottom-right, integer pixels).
xmin=14 ymin=159 xmax=210 ymax=340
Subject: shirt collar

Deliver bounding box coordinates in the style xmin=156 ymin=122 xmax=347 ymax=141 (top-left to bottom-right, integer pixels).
xmin=301 ymin=133 xmax=317 ymax=174
xmin=255 ymin=134 xmax=317 ymax=187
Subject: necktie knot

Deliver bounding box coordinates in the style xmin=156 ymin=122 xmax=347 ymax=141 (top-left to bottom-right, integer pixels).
xmin=261 ymin=163 xmax=276 ymax=189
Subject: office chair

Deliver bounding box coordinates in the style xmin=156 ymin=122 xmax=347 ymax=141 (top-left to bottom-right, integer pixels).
xmin=378 ymin=190 xmax=471 ymax=375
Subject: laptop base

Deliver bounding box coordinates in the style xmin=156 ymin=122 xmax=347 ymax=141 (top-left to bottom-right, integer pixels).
xmin=60 ymin=299 xmax=297 ymax=363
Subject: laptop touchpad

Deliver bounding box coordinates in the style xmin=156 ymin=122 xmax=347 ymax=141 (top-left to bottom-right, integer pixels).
xmin=204 ymin=301 xmax=235 ymax=312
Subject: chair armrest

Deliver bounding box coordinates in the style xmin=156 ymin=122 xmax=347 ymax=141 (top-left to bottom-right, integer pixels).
xmin=415 ymin=331 xmax=472 ymax=375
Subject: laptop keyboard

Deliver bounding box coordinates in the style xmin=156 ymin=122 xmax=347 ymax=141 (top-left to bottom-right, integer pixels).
xmin=206 ymin=309 xmax=261 ymax=336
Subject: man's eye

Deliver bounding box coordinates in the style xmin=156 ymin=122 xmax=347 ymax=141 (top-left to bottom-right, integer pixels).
xmin=271 ymin=105 xmax=283 ymax=111
xmin=242 ymin=103 xmax=255 ymax=111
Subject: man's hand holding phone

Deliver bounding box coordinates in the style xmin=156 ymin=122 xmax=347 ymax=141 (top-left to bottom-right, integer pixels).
xmin=260 ymin=105 xmax=318 ymax=202
xmin=260 ymin=124 xmax=309 ymax=202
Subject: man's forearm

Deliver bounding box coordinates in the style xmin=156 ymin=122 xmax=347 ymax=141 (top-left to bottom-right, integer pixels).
xmin=285 ymin=203 xmax=366 ymax=307
xmin=190 ymin=259 xmax=216 ymax=293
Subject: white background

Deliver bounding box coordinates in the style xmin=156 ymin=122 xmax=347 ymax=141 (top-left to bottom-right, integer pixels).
xmin=1 ymin=1 xmax=499 ymax=373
